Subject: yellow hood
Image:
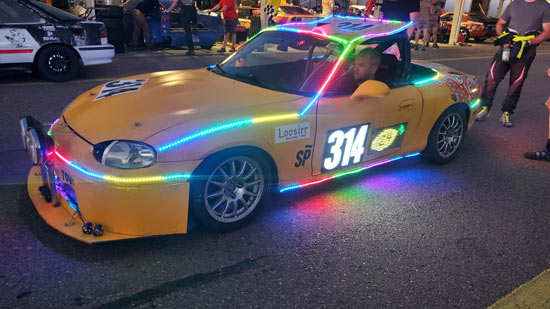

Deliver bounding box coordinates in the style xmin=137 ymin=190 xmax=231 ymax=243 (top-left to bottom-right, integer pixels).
xmin=63 ymin=69 xmax=302 ymax=144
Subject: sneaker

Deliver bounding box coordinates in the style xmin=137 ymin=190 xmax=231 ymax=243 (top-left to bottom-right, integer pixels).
xmin=186 ymin=50 xmax=195 ymax=56
xmin=475 ymin=106 xmax=490 ymax=121
xmin=524 ymin=148 xmax=550 ymax=161
xmin=217 ymin=48 xmax=226 ymax=53
xmin=413 ymin=44 xmax=418 ymax=51
xmin=422 ymin=45 xmax=426 ymax=51
xmin=499 ymin=111 xmax=512 ymax=127
xmin=433 ymin=43 xmax=439 ymax=48
xmin=229 ymin=48 xmax=235 ymax=53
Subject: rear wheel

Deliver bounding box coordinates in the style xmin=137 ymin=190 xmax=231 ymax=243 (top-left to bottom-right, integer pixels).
xmin=36 ymin=45 xmax=80 ymax=82
xmin=422 ymin=106 xmax=467 ymax=164
xmin=190 ymin=150 xmax=272 ymax=232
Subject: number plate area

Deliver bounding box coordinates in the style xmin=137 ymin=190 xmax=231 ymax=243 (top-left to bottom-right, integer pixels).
xmin=322 ymin=123 xmax=369 ymax=173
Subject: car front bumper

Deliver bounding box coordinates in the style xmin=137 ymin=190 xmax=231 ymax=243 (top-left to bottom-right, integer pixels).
xmin=21 ymin=116 xmax=201 ymax=244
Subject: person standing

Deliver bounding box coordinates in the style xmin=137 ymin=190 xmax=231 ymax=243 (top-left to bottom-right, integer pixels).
xmin=123 ymin=0 xmax=145 ymax=46
xmin=379 ymin=0 xmax=420 ymax=38
xmin=525 ymin=68 xmax=550 ymax=161
xmin=413 ymin=0 xmax=431 ymax=51
xmin=476 ymin=0 xmax=550 ymax=128
xmin=428 ymin=0 xmax=442 ymax=48
xmin=132 ymin=0 xmax=160 ymax=49
xmin=166 ymin=0 xmax=198 ymax=56
xmin=209 ymin=0 xmax=238 ymax=53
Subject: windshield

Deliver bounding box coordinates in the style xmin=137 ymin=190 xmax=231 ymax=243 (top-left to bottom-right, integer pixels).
xmin=279 ymin=6 xmax=311 ymax=15
xmin=217 ymin=31 xmax=345 ymax=96
xmin=31 ymin=0 xmax=82 ymax=21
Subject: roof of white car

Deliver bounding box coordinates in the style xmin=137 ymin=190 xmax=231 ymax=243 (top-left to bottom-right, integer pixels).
xmin=274 ymin=15 xmax=414 ymax=43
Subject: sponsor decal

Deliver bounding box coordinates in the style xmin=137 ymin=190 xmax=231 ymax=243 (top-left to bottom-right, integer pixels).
xmin=94 ymin=79 xmax=148 ymax=101
xmin=322 ymin=123 xmax=369 ymax=172
xmin=369 ymin=123 xmax=407 ymax=153
xmin=295 ymin=145 xmax=312 ymax=167
xmin=275 ymin=122 xmax=310 ymax=144
xmin=61 ymin=170 xmax=74 ymax=186
xmin=0 ymin=28 xmax=38 ymax=49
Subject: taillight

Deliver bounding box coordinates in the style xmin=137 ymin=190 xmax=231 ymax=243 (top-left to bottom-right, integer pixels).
xmin=162 ymin=16 xmax=170 ymax=23
xmin=98 ymin=29 xmax=108 ymax=39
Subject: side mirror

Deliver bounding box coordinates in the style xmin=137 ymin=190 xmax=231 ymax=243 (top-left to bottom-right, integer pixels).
xmin=350 ymin=80 xmax=390 ymax=100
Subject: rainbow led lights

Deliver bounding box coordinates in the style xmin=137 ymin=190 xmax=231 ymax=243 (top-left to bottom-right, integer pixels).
xmin=54 ymin=151 xmax=190 ymax=183
xmin=469 ymin=99 xmax=480 ymax=109
xmin=280 ymin=152 xmax=421 ymax=192
xmin=47 ymin=118 xmax=60 ymax=137
xmin=414 ymin=70 xmax=441 ymax=86
xmin=158 ymin=17 xmax=419 ymax=154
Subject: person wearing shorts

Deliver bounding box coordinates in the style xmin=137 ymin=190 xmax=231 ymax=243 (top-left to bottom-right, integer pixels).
xmin=209 ymin=0 xmax=238 ymax=53
xmin=428 ymin=0 xmax=442 ymax=48
xmin=413 ymin=0 xmax=431 ymax=51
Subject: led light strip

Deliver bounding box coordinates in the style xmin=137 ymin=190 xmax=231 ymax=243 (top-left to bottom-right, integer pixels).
xmin=54 ymin=151 xmax=190 ymax=183
xmin=469 ymin=98 xmax=480 ymax=109
xmin=279 ymin=152 xmax=421 ymax=193
xmin=414 ymin=70 xmax=441 ymax=86
xmin=47 ymin=118 xmax=60 ymax=137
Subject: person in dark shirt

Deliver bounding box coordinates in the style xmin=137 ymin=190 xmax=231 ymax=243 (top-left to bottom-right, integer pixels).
xmin=476 ymin=0 xmax=550 ymax=128
xmin=380 ymin=0 xmax=419 ymax=37
xmin=132 ymin=0 xmax=160 ymax=48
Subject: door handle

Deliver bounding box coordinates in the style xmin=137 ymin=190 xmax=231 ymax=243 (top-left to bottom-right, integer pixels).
xmin=399 ymin=100 xmax=413 ymax=111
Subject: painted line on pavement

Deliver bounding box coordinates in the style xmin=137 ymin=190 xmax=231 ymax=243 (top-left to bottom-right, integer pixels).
xmin=489 ymin=269 xmax=550 ymax=308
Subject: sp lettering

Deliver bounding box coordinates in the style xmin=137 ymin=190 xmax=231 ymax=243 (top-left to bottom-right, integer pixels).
xmin=295 ymin=145 xmax=312 ymax=167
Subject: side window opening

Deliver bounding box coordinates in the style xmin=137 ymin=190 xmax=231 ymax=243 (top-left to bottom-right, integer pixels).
xmin=0 ymin=0 xmax=43 ymax=24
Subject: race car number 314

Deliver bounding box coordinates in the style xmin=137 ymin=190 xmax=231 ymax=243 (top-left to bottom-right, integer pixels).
xmin=322 ymin=123 xmax=369 ymax=172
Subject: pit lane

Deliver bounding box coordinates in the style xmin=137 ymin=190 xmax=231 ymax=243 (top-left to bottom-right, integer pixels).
xmin=1 ymin=42 xmax=550 ymax=308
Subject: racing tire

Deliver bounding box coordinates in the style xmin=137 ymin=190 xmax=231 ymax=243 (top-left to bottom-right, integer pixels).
xmin=460 ymin=28 xmax=470 ymax=42
xmin=190 ymin=149 xmax=274 ymax=232
xmin=422 ymin=106 xmax=467 ymax=164
xmin=35 ymin=44 xmax=81 ymax=82
xmin=95 ymin=5 xmax=124 ymax=19
xmin=100 ymin=17 xmax=124 ymax=32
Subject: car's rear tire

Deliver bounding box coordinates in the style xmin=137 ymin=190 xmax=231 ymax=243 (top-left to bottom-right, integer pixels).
xmin=35 ymin=44 xmax=81 ymax=82
xmin=190 ymin=149 xmax=273 ymax=232
xmin=422 ymin=106 xmax=467 ymax=164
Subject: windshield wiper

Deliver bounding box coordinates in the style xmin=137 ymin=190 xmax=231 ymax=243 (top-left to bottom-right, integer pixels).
xmin=234 ymin=73 xmax=273 ymax=90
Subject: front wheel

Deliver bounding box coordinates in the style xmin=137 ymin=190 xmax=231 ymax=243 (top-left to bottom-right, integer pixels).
xmin=36 ymin=45 xmax=81 ymax=82
xmin=190 ymin=151 xmax=272 ymax=232
xmin=422 ymin=106 xmax=467 ymax=164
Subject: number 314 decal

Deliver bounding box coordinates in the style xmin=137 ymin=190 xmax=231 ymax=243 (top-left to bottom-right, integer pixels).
xmin=322 ymin=124 xmax=369 ymax=172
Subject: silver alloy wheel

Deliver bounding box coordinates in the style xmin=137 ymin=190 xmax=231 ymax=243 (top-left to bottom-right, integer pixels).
xmin=437 ymin=112 xmax=464 ymax=158
xmin=204 ymin=156 xmax=264 ymax=223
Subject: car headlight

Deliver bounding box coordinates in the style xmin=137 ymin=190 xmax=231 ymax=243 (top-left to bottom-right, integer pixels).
xmin=94 ymin=140 xmax=156 ymax=169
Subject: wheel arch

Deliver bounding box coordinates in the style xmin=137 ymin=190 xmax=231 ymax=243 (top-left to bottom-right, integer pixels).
xmin=33 ymin=42 xmax=83 ymax=68
xmin=452 ymin=102 xmax=471 ymax=127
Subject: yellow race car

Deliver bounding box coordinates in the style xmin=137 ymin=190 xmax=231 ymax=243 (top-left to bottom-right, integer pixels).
xmin=20 ymin=15 xmax=481 ymax=243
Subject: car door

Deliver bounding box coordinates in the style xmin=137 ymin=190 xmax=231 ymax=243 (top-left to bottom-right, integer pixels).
xmin=311 ymin=85 xmax=423 ymax=176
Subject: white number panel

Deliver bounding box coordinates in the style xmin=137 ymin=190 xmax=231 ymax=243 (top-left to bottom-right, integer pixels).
xmin=322 ymin=123 xmax=369 ymax=172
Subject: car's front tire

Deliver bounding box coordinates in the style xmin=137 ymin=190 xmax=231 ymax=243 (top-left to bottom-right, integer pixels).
xmin=36 ymin=45 xmax=81 ymax=82
xmin=190 ymin=150 xmax=272 ymax=232
xmin=422 ymin=106 xmax=467 ymax=164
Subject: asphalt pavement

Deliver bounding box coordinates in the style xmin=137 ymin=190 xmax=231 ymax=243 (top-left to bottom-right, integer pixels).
xmin=1 ymin=42 xmax=550 ymax=308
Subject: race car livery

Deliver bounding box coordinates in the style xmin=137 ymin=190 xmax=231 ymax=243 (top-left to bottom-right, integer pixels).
xmin=0 ymin=0 xmax=114 ymax=81
xmin=21 ymin=15 xmax=481 ymax=243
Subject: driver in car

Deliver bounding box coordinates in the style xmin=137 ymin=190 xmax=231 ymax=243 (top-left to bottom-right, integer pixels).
xmin=353 ymin=47 xmax=382 ymax=85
